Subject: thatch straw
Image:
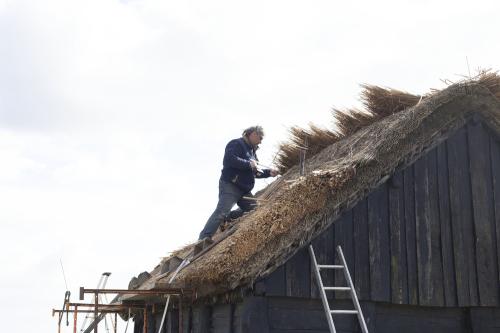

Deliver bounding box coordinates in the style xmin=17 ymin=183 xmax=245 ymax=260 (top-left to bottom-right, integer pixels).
xmin=360 ymin=84 xmax=422 ymax=117
xmin=275 ymin=125 xmax=339 ymax=173
xmin=275 ymin=85 xmax=421 ymax=174
xmin=476 ymin=69 xmax=500 ymax=99
xmin=332 ymin=108 xmax=375 ymax=137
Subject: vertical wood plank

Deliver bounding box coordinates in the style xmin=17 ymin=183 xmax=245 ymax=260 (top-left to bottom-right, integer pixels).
xmin=467 ymin=122 xmax=499 ymax=306
xmin=491 ymin=136 xmax=500 ymax=298
xmin=285 ymin=246 xmax=311 ymax=298
xmin=264 ymin=265 xmax=286 ymax=297
xmin=403 ymin=164 xmax=419 ymax=305
xmin=447 ymin=127 xmax=478 ymax=306
xmin=367 ymin=182 xmax=391 ymax=302
xmin=414 ymin=154 xmax=434 ymax=306
xmin=427 ymin=148 xmax=445 ymax=306
xmin=389 ymin=170 xmax=408 ymax=304
xmin=310 ymin=220 xmax=335 ymax=299
xmin=353 ymin=198 xmax=371 ymax=300
xmin=335 ymin=212 xmax=352 ymax=299
xmin=437 ymin=143 xmax=458 ymax=307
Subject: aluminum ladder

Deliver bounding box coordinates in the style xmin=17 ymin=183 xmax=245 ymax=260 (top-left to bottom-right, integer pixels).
xmin=309 ymin=245 xmax=369 ymax=333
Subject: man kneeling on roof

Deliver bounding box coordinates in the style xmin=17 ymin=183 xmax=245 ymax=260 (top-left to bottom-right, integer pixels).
xmin=199 ymin=125 xmax=279 ymax=240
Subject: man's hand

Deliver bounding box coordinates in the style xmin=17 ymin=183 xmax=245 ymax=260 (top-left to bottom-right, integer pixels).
xmin=270 ymin=169 xmax=280 ymax=177
xmin=250 ymin=159 xmax=258 ymax=170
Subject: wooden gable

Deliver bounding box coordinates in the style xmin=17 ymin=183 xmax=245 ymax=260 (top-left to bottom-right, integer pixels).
xmin=259 ymin=118 xmax=500 ymax=308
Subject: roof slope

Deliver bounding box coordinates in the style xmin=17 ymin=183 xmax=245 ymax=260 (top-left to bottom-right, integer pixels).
xmin=149 ymin=75 xmax=500 ymax=296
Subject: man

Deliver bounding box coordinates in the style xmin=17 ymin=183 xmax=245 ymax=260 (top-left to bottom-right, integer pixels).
xmin=198 ymin=125 xmax=279 ymax=240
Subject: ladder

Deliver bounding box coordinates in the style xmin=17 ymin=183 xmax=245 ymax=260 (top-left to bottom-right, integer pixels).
xmin=309 ymin=245 xmax=369 ymax=333
xmin=80 ymin=272 xmax=113 ymax=333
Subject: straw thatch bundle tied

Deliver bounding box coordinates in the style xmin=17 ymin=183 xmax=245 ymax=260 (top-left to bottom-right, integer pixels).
xmin=332 ymin=108 xmax=374 ymax=137
xmin=275 ymin=125 xmax=339 ymax=173
xmin=275 ymin=70 xmax=500 ymax=175
xmin=359 ymin=84 xmax=422 ymax=117
xmin=276 ymin=85 xmax=421 ymax=173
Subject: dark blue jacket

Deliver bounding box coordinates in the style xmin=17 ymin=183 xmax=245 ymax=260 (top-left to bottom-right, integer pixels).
xmin=220 ymin=138 xmax=271 ymax=193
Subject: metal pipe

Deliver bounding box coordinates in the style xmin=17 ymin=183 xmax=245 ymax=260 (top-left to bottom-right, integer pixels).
xmin=53 ymin=310 xmax=123 ymax=314
xmin=94 ymin=292 xmax=98 ymax=333
xmin=179 ymin=298 xmax=183 ymax=333
xmin=80 ymin=287 xmax=192 ymax=299
xmin=67 ymin=302 xmax=144 ymax=308
xmin=73 ymin=305 xmax=78 ymax=333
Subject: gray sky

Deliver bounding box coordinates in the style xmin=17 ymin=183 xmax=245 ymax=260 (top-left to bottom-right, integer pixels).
xmin=1 ymin=0 xmax=499 ymax=331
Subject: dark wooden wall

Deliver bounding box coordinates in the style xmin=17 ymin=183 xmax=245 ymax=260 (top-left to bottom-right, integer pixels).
xmin=145 ymin=297 xmax=500 ymax=333
xmin=261 ymin=120 xmax=500 ymax=308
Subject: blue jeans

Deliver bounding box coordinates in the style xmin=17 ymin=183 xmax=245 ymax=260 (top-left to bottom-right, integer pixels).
xmin=198 ymin=180 xmax=256 ymax=239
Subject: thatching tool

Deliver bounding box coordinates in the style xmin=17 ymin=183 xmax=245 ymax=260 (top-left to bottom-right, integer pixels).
xmin=242 ymin=196 xmax=268 ymax=202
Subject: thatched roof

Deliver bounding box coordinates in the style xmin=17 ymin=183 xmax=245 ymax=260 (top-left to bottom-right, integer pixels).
xmin=135 ymin=71 xmax=500 ymax=298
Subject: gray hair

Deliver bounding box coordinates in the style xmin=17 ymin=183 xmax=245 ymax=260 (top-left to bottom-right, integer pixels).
xmin=242 ymin=125 xmax=264 ymax=137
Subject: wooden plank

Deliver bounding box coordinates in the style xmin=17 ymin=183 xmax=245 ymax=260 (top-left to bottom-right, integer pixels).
xmin=388 ymin=170 xmax=408 ymax=304
xmin=436 ymin=143 xmax=458 ymax=307
xmin=491 ymin=136 xmax=500 ymax=296
xmin=211 ymin=304 xmax=231 ymax=333
xmin=375 ymin=304 xmax=470 ymax=333
xmin=267 ymin=297 xmax=355 ymax=331
xmin=447 ymin=127 xmax=478 ymax=306
xmin=353 ymin=198 xmax=370 ymax=300
xmin=285 ymin=246 xmax=311 ymax=298
xmin=428 ymin=148 xmax=445 ymax=306
xmin=191 ymin=305 xmax=211 ymax=333
xmin=264 ymin=265 xmax=286 ymax=296
xmin=467 ymin=122 xmax=499 ymax=306
xmin=335 ymin=211 xmax=353 ymax=299
xmin=403 ymin=164 xmax=418 ymax=305
xmin=367 ymin=182 xmax=391 ymax=302
xmin=414 ymin=154 xmax=433 ymax=306
xmin=310 ymin=219 xmax=335 ymax=299
xmin=470 ymin=307 xmax=500 ymax=333
xmin=238 ymin=297 xmax=269 ymax=333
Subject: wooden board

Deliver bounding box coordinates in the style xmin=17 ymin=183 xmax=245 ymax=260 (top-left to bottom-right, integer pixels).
xmin=335 ymin=211 xmax=354 ymax=299
xmin=265 ymin=265 xmax=286 ymax=297
xmin=436 ymin=143 xmax=458 ymax=307
xmin=191 ymin=305 xmax=211 ymax=333
xmin=367 ymin=183 xmax=391 ymax=302
xmin=285 ymin=246 xmax=311 ymax=298
xmin=491 ymin=136 xmax=500 ymax=294
xmin=403 ymin=164 xmax=419 ymax=305
xmin=414 ymin=154 xmax=433 ymax=305
xmin=467 ymin=122 xmax=499 ymax=306
xmin=427 ymin=148 xmax=445 ymax=306
xmin=353 ymin=198 xmax=371 ymax=300
xmin=211 ymin=304 xmax=231 ymax=333
xmin=447 ymin=127 xmax=478 ymax=306
xmin=310 ymin=219 xmax=335 ymax=299
xmin=388 ymin=170 xmax=408 ymax=304
xmin=267 ymin=297 xmax=356 ymax=332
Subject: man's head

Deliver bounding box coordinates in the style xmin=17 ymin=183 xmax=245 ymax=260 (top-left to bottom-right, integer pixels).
xmin=242 ymin=125 xmax=264 ymax=147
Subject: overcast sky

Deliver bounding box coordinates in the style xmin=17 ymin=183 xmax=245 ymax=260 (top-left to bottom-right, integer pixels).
xmin=1 ymin=0 xmax=499 ymax=331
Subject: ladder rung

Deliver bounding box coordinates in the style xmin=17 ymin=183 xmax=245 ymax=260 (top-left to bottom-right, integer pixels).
xmin=318 ymin=265 xmax=344 ymax=269
xmin=330 ymin=310 xmax=358 ymax=314
xmin=324 ymin=287 xmax=351 ymax=291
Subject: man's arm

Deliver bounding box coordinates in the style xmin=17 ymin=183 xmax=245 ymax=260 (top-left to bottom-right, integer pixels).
xmin=255 ymin=168 xmax=279 ymax=178
xmin=223 ymin=140 xmax=253 ymax=170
